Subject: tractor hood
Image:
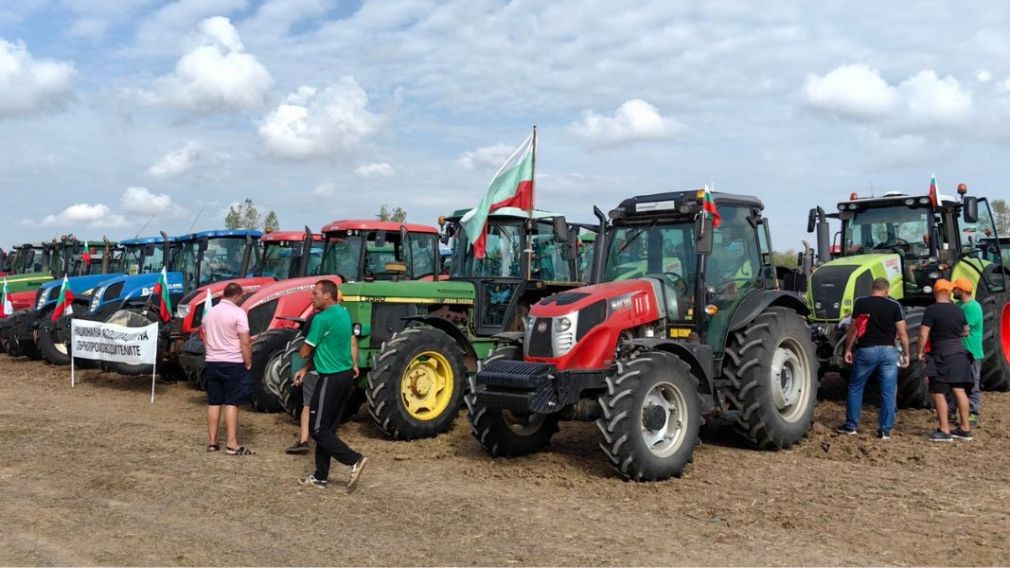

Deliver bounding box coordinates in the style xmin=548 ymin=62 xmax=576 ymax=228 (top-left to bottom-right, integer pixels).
xmin=178 ymin=277 xmax=277 ymax=312
xmin=88 ymin=272 xmax=185 ymax=314
xmin=530 ymin=280 xmax=658 ymax=319
xmin=338 ymin=280 xmax=476 ymax=303
xmin=36 ymin=273 xmax=125 ymax=310
xmin=240 ymin=276 xmax=332 ymax=312
xmin=807 ymin=253 xmax=902 ymax=322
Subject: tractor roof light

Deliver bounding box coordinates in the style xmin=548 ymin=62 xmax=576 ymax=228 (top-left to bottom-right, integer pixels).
xmin=904 ymin=198 xmax=915 ymax=206
xmin=957 ymin=183 xmax=968 ymax=195
xmin=849 ymin=192 xmax=859 ymax=200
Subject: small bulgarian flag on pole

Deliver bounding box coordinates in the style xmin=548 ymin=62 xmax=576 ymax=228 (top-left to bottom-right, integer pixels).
xmin=702 ymin=184 xmax=721 ymax=228
xmin=1 ymin=277 xmax=12 ymax=318
xmin=929 ymin=173 xmax=940 ymax=208
xmin=82 ymin=240 xmax=92 ymax=267
xmin=152 ymin=267 xmax=173 ymax=322
xmin=51 ymin=275 xmax=74 ymax=321
xmin=202 ymin=288 xmax=213 ymax=320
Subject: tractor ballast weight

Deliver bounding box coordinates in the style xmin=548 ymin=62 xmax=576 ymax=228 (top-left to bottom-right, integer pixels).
xmin=468 ymin=190 xmax=819 ymax=482
xmin=806 ymin=187 xmax=1010 ymax=404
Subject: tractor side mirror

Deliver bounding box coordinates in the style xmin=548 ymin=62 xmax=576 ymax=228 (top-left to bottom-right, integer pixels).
xmin=198 ymin=238 xmax=209 ymax=252
xmin=963 ymin=197 xmax=979 ymax=224
xmin=806 ymin=208 xmax=817 ymax=233
xmin=695 ymin=217 xmax=714 ymax=255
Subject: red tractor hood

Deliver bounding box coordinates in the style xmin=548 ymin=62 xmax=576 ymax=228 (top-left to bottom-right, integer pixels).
xmin=530 ymin=279 xmax=658 ymax=319
xmin=241 ymin=275 xmax=342 ymax=312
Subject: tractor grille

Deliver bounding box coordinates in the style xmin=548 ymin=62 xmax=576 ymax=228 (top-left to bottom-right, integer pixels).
xmin=810 ymin=265 xmax=857 ymax=320
xmin=477 ymin=360 xmax=553 ymax=389
xmin=371 ymin=303 xmax=420 ymax=345
xmin=526 ymin=317 xmax=553 ymax=358
xmin=247 ymin=299 xmax=277 ymax=337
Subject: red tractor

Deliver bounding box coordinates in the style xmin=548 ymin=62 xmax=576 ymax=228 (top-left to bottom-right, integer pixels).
xmin=468 ymin=190 xmax=818 ymax=481
xmin=177 ymin=220 xmax=441 ymax=412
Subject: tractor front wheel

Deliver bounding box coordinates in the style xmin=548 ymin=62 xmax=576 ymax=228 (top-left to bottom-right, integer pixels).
xmin=367 ymin=326 xmax=467 ymax=440
xmin=466 ymin=345 xmax=560 ymax=457
xmin=976 ymin=269 xmax=1009 ymax=391
xmin=38 ymin=314 xmax=72 ymax=366
xmin=723 ymin=307 xmax=819 ymax=449
xmin=597 ymin=351 xmax=701 ymax=481
xmin=249 ymin=328 xmax=297 ymax=412
xmin=897 ymin=307 xmax=931 ymax=408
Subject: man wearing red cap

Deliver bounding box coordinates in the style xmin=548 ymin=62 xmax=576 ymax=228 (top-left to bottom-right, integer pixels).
xmin=952 ymin=277 xmax=983 ymax=424
xmin=918 ymin=279 xmax=973 ymax=442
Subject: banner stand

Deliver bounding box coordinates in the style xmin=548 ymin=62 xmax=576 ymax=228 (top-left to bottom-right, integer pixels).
xmin=69 ymin=318 xmax=159 ymax=402
xmin=71 ymin=352 xmax=75 ymax=388
xmin=151 ymin=358 xmax=157 ymax=404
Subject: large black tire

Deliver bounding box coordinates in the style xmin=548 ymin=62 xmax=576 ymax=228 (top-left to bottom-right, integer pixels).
xmin=466 ymin=345 xmax=560 ymax=457
xmin=897 ymin=307 xmax=931 ymax=408
xmin=723 ymin=307 xmax=819 ymax=449
xmin=277 ymin=335 xmax=364 ymax=423
xmin=367 ymin=326 xmax=467 ymax=440
xmin=249 ymin=328 xmax=298 ymax=413
xmin=597 ymin=351 xmax=701 ymax=481
xmin=38 ymin=314 xmax=72 ymax=366
xmin=102 ymin=309 xmax=159 ymax=376
xmin=976 ymin=271 xmax=1009 ymax=391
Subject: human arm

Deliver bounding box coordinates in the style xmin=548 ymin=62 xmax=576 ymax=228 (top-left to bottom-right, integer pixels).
xmin=843 ymin=323 xmax=858 ymax=365
xmin=895 ymin=321 xmax=910 ymax=367
xmin=239 ymin=332 xmax=252 ymax=370
xmin=294 ymin=342 xmax=314 ymax=385
xmin=351 ymin=335 xmax=359 ymax=378
xmin=917 ymin=325 xmax=931 ymax=361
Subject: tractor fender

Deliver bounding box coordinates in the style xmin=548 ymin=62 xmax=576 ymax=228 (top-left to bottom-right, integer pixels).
xmin=728 ymin=290 xmax=809 ymax=332
xmin=402 ymin=315 xmax=477 ymax=364
xmin=490 ymin=331 xmax=525 ymax=345
xmin=625 ymin=338 xmax=714 ymax=386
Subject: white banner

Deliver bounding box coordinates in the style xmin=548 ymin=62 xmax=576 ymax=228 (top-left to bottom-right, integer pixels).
xmin=70 ymin=319 xmax=159 ymax=402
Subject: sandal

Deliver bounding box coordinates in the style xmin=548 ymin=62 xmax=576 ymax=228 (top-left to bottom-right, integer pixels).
xmin=225 ymin=446 xmax=255 ymax=456
xmin=207 ymin=444 xmax=220 ymax=452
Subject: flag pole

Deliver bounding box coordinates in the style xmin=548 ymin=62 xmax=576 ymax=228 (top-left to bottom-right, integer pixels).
xmin=526 ymin=125 xmax=537 ymax=281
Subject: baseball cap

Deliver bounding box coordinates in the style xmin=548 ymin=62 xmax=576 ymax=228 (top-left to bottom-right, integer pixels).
xmin=953 ymin=277 xmax=974 ymax=294
xmin=933 ymin=279 xmax=953 ymax=294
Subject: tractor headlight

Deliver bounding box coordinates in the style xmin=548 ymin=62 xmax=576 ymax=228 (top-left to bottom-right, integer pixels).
xmin=928 ymin=271 xmax=940 ymax=280
xmin=36 ymin=293 xmax=47 ymax=311
xmin=556 ymin=316 xmax=572 ymax=333
xmin=90 ymin=287 xmax=104 ymax=311
xmin=552 ymin=311 xmax=579 ymax=357
xmin=176 ymin=304 xmax=190 ymax=318
xmin=353 ymin=323 xmax=362 ymax=336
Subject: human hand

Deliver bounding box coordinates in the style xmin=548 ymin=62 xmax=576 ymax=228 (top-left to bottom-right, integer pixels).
xmin=352 ymin=365 xmax=360 ymax=379
xmin=844 ymin=350 xmax=853 ymax=365
xmin=294 ymin=367 xmax=307 ymax=386
xmin=898 ymin=354 xmax=909 ymax=369
xmin=918 ymin=352 xmax=926 ymax=362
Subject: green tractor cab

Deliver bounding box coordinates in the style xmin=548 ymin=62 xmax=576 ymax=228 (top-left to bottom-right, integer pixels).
xmin=807 ymin=187 xmax=1010 ymax=405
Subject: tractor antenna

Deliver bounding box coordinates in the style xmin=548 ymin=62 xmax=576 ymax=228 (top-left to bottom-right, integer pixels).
xmin=135 ymin=215 xmax=155 ymax=238
xmin=187 ymin=208 xmax=204 ymax=233
xmin=870 ymin=182 xmax=875 ymax=198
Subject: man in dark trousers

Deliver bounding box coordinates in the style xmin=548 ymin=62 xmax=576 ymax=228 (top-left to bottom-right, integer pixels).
xmin=836 ymin=278 xmax=910 ymax=439
xmin=918 ymin=279 xmax=973 ymax=442
xmin=293 ymin=280 xmax=368 ymax=490
xmin=952 ymin=277 xmax=983 ymax=424
xmin=201 ymin=282 xmax=254 ymax=455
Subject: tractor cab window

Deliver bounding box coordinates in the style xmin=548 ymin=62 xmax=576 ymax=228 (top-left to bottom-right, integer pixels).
xmin=174 ymin=242 xmax=198 ymax=286
xmin=407 ymin=234 xmax=437 ymax=278
xmin=365 ymin=245 xmax=398 ymax=279
xmin=843 ymin=206 xmax=932 ymax=260
xmin=259 ymin=242 xmax=296 ymax=279
xmin=604 ymin=222 xmax=697 ymax=320
xmin=320 ymin=235 xmax=365 ymax=281
xmin=530 ymin=221 xmax=573 ymax=282
xmin=201 ymin=238 xmax=248 ymax=285
xmin=577 ymin=232 xmax=596 ymax=282
xmin=962 ymin=198 xmax=1006 ymax=293
xmin=452 ymin=223 xmax=523 ymax=278
xmin=707 ymin=207 xmax=760 ymax=302
xmin=306 ymin=244 xmax=324 ymax=276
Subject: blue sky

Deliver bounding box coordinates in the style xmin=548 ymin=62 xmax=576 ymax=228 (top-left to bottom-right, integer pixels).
xmin=1 ymin=1 xmax=1009 ymax=252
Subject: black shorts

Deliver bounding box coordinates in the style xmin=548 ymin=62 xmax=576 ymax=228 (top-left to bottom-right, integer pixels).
xmin=928 ymin=380 xmax=973 ymax=395
xmin=204 ymin=362 xmax=252 ymax=406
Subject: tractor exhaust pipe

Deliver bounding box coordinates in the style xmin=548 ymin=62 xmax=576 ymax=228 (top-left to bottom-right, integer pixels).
xmin=814 ymin=207 xmax=830 ymax=264
xmin=590 ymin=206 xmax=607 ymax=284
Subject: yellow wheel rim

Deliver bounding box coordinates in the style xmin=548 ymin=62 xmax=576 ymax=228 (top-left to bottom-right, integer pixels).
xmin=400 ymin=351 xmax=454 ymax=421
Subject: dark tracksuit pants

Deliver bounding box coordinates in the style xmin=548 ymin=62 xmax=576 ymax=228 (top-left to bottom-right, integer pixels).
xmin=309 ymin=370 xmax=362 ymax=481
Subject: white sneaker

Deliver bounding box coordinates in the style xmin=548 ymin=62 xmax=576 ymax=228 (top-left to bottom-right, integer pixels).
xmin=347 ymin=456 xmax=369 ymax=492
xmin=300 ymin=473 xmax=328 ymax=488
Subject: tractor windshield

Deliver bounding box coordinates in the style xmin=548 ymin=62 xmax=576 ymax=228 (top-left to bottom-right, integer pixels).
xmin=842 ymin=206 xmax=933 ymax=260
xmin=450 ymin=222 xmax=525 ymax=279
xmin=320 ymin=236 xmax=365 ymax=280
xmin=122 ymin=244 xmax=165 ymax=276
xmin=200 ymin=238 xmax=249 ymax=285
xmin=604 ymin=221 xmax=697 ymax=320
xmin=258 ymin=241 xmax=300 ymax=279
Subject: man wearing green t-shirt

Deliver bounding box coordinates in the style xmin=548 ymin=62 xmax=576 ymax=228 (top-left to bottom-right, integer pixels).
xmin=294 ymin=280 xmax=368 ymax=491
xmin=953 ymin=278 xmax=983 ymax=424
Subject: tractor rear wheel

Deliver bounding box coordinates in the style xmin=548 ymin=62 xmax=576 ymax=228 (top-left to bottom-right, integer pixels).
xmin=466 ymin=345 xmax=560 ymax=457
xmin=367 ymin=326 xmax=467 ymax=440
xmin=249 ymin=328 xmax=297 ymax=412
xmin=597 ymin=351 xmax=701 ymax=481
xmin=976 ymin=269 xmax=1009 ymax=391
xmin=897 ymin=307 xmax=931 ymax=408
xmin=723 ymin=307 xmax=819 ymax=449
xmin=277 ymin=334 xmax=362 ymax=423
xmin=38 ymin=314 xmax=72 ymax=366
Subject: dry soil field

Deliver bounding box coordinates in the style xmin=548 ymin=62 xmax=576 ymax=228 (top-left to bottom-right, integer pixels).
xmin=1 ymin=356 xmax=1008 ymax=566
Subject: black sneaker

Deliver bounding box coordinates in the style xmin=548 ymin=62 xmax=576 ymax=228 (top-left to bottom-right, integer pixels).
xmin=876 ymin=429 xmax=891 ymax=440
xmin=951 ymin=427 xmax=973 ymax=441
xmin=300 ymin=473 xmax=328 ymax=488
xmin=835 ymin=425 xmax=857 ymax=436
xmin=929 ymin=430 xmax=953 ymax=443
xmin=285 ymin=441 xmax=310 ymax=455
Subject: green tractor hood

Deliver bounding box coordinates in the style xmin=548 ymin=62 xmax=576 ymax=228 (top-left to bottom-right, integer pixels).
xmin=339 ymin=279 xmax=475 ymax=305
xmin=807 ymin=253 xmax=903 ymax=322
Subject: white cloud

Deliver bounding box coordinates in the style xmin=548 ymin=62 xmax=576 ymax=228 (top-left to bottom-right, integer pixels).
xmin=41 ymin=203 xmax=124 ymax=228
xmin=258 ymin=78 xmax=381 ymax=160
xmin=313 ymin=181 xmax=336 ymax=196
xmin=570 ymin=99 xmax=682 ymax=146
xmin=976 ymin=68 xmax=992 ymax=83
xmin=802 ymin=64 xmax=898 ymax=120
xmin=150 ymin=16 xmax=273 ymax=112
xmin=355 ymin=162 xmax=394 ymax=177
xmin=457 ymin=143 xmax=511 ymax=170
xmin=132 ymin=0 xmax=249 ymax=55
xmin=147 ymin=141 xmax=200 ymax=178
xmin=0 ymin=39 xmax=76 ymax=117
xmin=120 ymin=187 xmax=188 ymax=217
xmin=898 ymin=70 xmax=971 ymax=125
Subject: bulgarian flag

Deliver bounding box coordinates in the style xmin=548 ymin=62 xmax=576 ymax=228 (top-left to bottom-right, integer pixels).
xmin=51 ymin=275 xmax=74 ymax=321
xmin=82 ymin=240 xmax=92 ymax=267
xmin=202 ymin=288 xmax=213 ymax=320
xmin=152 ymin=267 xmax=173 ymax=322
xmin=1 ymin=277 xmax=12 ymax=318
xmin=460 ymin=130 xmax=536 ymax=259
xmin=929 ymin=173 xmax=940 ymax=207
xmin=702 ymin=184 xmax=721 ymax=228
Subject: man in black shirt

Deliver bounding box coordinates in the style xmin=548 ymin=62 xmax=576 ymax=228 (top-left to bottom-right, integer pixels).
xmin=836 ymin=278 xmax=910 ymax=439
xmin=918 ymin=279 xmax=973 ymax=442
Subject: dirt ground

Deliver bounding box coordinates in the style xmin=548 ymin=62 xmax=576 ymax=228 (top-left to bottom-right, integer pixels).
xmin=1 ymin=357 xmax=1008 ymax=567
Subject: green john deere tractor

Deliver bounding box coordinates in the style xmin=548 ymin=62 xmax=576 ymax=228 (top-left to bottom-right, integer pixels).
xmin=277 ymin=208 xmax=591 ymax=440
xmin=3 ymin=241 xmax=61 ymax=294
xmin=806 ymin=185 xmax=1010 ymax=406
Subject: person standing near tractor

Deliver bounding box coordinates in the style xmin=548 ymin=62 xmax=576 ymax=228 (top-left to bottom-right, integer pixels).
xmin=952 ymin=277 xmax=983 ymax=425
xmin=918 ymin=279 xmax=973 ymax=442
xmin=294 ymin=280 xmax=368 ymax=491
xmin=836 ymin=278 xmax=910 ymax=439
xmin=201 ymin=282 xmax=255 ymax=455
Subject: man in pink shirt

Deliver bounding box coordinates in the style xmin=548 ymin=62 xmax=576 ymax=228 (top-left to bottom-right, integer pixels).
xmin=200 ymin=283 xmax=254 ymax=455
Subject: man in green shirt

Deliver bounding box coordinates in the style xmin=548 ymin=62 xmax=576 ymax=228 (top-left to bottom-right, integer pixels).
xmin=953 ymin=278 xmax=983 ymax=424
xmin=294 ymin=280 xmax=368 ymax=491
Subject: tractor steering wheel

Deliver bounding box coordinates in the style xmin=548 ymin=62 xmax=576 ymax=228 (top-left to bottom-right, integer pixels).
xmin=872 ymin=237 xmax=910 ymax=251
xmin=648 ymin=271 xmax=689 ymax=298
